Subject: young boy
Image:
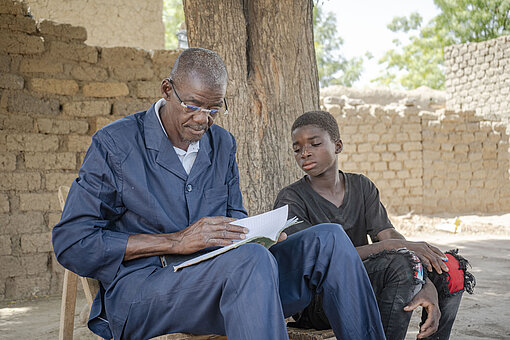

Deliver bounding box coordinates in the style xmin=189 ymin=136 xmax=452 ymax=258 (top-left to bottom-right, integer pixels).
xmin=274 ymin=111 xmax=475 ymax=340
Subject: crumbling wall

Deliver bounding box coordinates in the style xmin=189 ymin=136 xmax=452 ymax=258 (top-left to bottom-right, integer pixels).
xmin=22 ymin=0 xmax=164 ymax=50
xmin=445 ymin=35 xmax=510 ymax=123
xmin=0 ymin=0 xmax=179 ymax=300
xmin=321 ymin=97 xmax=510 ymax=215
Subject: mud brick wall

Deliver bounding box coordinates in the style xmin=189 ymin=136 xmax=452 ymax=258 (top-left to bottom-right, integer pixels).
xmin=420 ymin=110 xmax=510 ymax=213
xmin=0 ymin=0 xmax=179 ymax=300
xmin=22 ymin=0 xmax=165 ymax=50
xmin=445 ymin=35 xmax=510 ymax=123
xmin=321 ymin=99 xmax=510 ymax=215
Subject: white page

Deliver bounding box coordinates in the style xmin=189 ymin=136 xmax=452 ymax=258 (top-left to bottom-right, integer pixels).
xmin=173 ymin=205 xmax=290 ymax=271
xmin=229 ymin=205 xmax=288 ymax=241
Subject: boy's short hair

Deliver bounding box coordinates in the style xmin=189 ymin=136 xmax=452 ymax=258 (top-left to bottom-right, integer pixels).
xmin=291 ymin=110 xmax=341 ymax=142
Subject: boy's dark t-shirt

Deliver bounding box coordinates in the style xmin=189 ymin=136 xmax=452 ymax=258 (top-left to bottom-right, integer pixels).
xmin=274 ymin=171 xmax=394 ymax=247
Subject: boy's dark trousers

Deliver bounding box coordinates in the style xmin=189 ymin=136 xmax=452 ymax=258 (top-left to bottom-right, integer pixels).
xmin=291 ymin=249 xmax=472 ymax=340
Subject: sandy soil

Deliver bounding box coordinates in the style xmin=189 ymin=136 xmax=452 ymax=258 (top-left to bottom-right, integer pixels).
xmin=1 ymin=213 xmax=509 ymax=340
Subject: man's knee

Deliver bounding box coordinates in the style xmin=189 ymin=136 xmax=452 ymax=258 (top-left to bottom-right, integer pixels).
xmin=228 ymin=243 xmax=278 ymax=276
xmin=296 ymin=223 xmax=358 ymax=262
xmin=299 ymin=223 xmax=351 ymax=244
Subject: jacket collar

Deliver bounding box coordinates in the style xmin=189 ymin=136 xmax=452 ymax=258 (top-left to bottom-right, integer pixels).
xmin=144 ymin=102 xmax=212 ymax=181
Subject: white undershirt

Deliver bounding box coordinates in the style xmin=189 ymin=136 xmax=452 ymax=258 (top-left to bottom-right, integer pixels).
xmin=155 ymin=98 xmax=199 ymax=174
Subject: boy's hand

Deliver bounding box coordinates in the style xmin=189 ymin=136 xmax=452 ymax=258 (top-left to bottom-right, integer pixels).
xmin=404 ymin=278 xmax=441 ymax=338
xmin=402 ymin=240 xmax=449 ymax=274
xmin=277 ymin=232 xmax=287 ymax=243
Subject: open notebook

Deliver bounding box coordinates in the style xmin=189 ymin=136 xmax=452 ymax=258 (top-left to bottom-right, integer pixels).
xmin=172 ymin=205 xmax=300 ymax=271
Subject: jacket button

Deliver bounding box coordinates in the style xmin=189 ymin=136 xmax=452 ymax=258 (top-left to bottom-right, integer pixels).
xmin=186 ymin=184 xmax=192 ymax=192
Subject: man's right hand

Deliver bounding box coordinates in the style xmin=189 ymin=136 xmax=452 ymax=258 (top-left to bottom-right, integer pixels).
xmin=124 ymin=216 xmax=249 ymax=261
xmin=174 ymin=216 xmax=249 ymax=254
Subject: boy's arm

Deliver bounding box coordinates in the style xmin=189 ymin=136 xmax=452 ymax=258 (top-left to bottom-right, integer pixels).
xmin=274 ymin=190 xmax=313 ymax=236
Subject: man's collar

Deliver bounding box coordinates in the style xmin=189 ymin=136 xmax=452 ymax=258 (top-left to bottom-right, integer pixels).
xmin=174 ymin=141 xmax=200 ymax=156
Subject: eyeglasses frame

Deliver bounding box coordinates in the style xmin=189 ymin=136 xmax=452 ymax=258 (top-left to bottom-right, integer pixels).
xmin=167 ymin=78 xmax=229 ymax=116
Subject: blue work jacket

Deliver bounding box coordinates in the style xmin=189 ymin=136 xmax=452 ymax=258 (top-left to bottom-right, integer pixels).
xmin=52 ymin=102 xmax=247 ymax=338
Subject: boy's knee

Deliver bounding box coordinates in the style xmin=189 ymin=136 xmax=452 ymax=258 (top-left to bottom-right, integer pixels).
xmin=366 ymin=249 xmax=425 ymax=286
xmin=431 ymin=249 xmax=476 ymax=298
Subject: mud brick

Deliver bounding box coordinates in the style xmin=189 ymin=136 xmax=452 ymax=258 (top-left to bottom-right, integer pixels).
xmin=7 ymin=91 xmax=60 ymax=115
xmin=0 ymin=30 xmax=44 ymax=54
xmin=0 ymin=73 xmax=24 ymax=89
xmin=63 ymin=100 xmax=110 ymax=117
xmin=6 ymin=133 xmax=59 ymax=152
xmin=30 ymin=78 xmax=79 ymax=96
xmin=24 ymin=152 xmax=76 ymax=170
xmin=37 ymin=20 xmax=87 ymax=42
xmin=0 ymin=172 xmax=41 ymax=190
xmin=19 ymin=57 xmax=64 ymax=73
xmin=83 ymin=82 xmax=129 ymax=98
xmin=101 ymin=47 xmax=147 ymax=67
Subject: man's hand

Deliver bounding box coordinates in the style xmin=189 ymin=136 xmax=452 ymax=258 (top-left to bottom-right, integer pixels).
xmin=175 ymin=216 xmax=248 ymax=254
xmin=404 ymin=278 xmax=441 ymax=339
xmin=401 ymin=240 xmax=448 ymax=274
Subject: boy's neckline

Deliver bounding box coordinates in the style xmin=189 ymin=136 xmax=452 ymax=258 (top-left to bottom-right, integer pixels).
xmin=304 ymin=170 xmax=347 ymax=209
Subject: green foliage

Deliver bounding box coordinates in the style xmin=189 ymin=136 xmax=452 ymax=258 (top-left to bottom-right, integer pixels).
xmin=163 ymin=0 xmax=185 ymax=50
xmin=374 ymin=0 xmax=510 ymax=90
xmin=313 ymin=5 xmax=364 ymax=87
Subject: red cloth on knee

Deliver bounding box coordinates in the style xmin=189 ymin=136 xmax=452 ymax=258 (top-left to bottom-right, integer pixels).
xmin=445 ymin=253 xmax=464 ymax=293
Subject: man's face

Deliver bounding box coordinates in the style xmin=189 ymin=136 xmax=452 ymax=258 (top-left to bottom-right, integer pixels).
xmin=291 ymin=125 xmax=342 ymax=177
xmin=161 ymin=77 xmax=226 ymax=149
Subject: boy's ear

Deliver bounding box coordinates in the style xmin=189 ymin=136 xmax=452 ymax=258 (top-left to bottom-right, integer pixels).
xmin=335 ymin=140 xmax=343 ymax=154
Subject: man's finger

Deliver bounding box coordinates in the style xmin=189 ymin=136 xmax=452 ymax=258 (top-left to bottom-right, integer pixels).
xmin=225 ymin=223 xmax=249 ymax=234
xmin=207 ymin=238 xmax=238 ymax=247
xmin=216 ymin=230 xmax=246 ymax=240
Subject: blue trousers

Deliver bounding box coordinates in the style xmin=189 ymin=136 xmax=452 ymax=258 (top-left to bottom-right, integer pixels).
xmin=117 ymin=224 xmax=385 ymax=339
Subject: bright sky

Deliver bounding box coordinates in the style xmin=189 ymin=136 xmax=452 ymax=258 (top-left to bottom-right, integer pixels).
xmin=321 ymin=0 xmax=441 ymax=87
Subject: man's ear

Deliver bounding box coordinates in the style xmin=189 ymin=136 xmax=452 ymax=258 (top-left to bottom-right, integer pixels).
xmin=161 ymin=78 xmax=171 ymax=99
xmin=335 ymin=140 xmax=343 ymax=154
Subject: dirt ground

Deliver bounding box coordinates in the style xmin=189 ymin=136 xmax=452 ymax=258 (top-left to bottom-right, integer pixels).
xmin=1 ymin=213 xmax=509 ymax=340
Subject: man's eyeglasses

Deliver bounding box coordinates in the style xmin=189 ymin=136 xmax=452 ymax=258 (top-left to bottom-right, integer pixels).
xmin=168 ymin=79 xmax=228 ymax=116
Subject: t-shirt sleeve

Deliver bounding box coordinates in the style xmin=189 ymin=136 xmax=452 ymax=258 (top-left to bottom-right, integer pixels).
xmin=361 ymin=175 xmax=394 ymax=240
xmin=274 ymin=187 xmax=313 ymax=235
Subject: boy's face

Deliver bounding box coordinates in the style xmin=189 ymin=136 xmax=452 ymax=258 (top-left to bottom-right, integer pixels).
xmin=291 ymin=125 xmax=342 ymax=177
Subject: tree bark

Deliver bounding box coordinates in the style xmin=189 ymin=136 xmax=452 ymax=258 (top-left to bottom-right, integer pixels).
xmin=183 ymin=0 xmax=319 ymax=214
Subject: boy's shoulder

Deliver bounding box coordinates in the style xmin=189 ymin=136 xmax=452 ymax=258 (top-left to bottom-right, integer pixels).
xmin=276 ymin=177 xmax=308 ymax=201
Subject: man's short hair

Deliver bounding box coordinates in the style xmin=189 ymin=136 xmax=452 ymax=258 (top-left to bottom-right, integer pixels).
xmin=291 ymin=110 xmax=341 ymax=142
xmin=170 ymin=47 xmax=227 ymax=87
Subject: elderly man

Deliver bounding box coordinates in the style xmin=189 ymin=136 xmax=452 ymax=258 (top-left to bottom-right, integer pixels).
xmin=53 ymin=47 xmax=386 ymax=340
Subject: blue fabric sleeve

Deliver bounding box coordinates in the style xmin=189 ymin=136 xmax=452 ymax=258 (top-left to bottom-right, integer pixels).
xmin=52 ymin=130 xmax=129 ymax=284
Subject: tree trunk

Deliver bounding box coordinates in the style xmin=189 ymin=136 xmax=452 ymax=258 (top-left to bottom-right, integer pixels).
xmin=183 ymin=0 xmax=319 ymax=214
